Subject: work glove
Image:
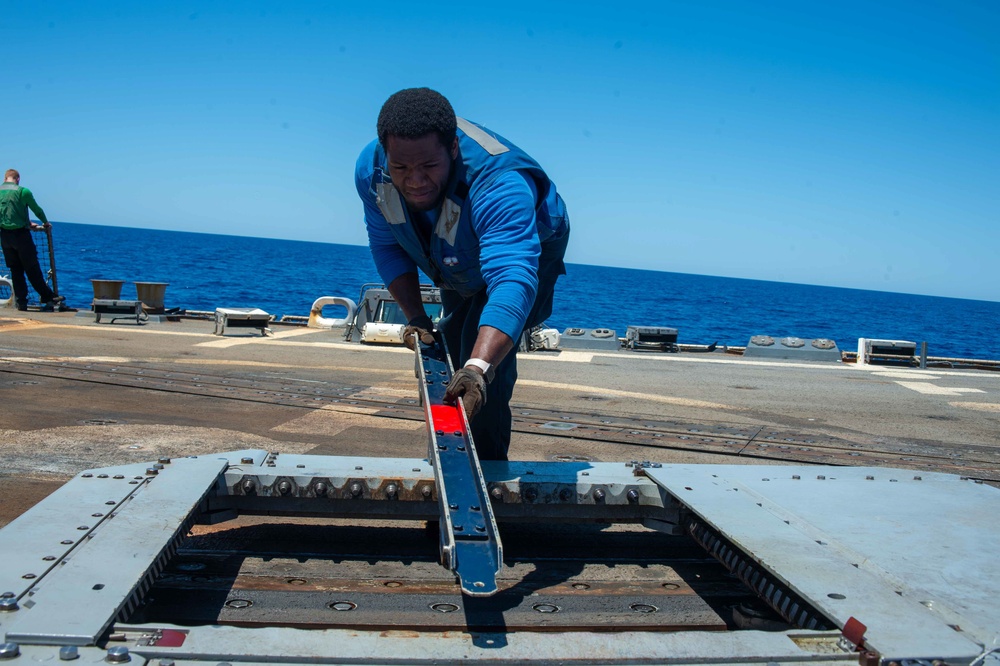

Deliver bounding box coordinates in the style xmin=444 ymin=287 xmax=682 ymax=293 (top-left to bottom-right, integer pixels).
xmin=402 ymin=314 xmax=435 ymax=351
xmin=444 ymin=367 xmax=487 ymax=419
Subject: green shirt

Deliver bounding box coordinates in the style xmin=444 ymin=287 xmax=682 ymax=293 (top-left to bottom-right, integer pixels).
xmin=0 ymin=182 xmax=49 ymax=230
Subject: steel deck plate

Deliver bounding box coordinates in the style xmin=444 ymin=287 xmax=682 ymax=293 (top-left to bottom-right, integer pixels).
xmin=4 ymin=456 xmax=228 ymax=645
xmin=645 ymin=464 xmax=996 ymax=659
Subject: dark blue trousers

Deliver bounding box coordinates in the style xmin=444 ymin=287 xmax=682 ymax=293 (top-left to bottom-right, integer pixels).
xmin=439 ymin=229 xmax=569 ymax=461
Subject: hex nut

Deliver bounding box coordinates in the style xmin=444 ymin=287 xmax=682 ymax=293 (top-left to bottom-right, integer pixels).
xmin=105 ymin=646 xmax=131 ymax=663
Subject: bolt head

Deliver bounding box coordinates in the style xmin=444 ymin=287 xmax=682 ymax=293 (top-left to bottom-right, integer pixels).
xmin=0 ymin=598 xmax=17 ymax=612
xmin=59 ymin=645 xmax=80 ymax=661
xmin=0 ymin=643 xmax=20 ymax=660
xmin=105 ymin=646 xmax=131 ymax=663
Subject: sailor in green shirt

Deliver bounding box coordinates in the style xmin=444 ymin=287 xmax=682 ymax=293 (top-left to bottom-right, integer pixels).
xmin=0 ymin=169 xmax=63 ymax=311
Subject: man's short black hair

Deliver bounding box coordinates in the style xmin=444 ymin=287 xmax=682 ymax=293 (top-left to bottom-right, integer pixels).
xmin=377 ymin=88 xmax=457 ymax=148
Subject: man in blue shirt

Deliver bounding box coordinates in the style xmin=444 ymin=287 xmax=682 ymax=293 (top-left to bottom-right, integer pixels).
xmin=355 ymin=88 xmax=570 ymax=460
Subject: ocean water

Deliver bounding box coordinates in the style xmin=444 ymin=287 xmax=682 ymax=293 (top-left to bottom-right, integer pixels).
xmin=30 ymin=222 xmax=1000 ymax=361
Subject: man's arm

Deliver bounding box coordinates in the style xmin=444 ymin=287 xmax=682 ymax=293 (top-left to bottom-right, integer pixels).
xmin=464 ymin=171 xmax=542 ymax=370
xmin=467 ymin=325 xmax=514 ymax=371
xmin=23 ymin=188 xmax=50 ymax=228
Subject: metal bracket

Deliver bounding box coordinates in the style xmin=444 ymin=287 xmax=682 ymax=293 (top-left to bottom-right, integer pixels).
xmin=415 ymin=332 xmax=502 ymax=596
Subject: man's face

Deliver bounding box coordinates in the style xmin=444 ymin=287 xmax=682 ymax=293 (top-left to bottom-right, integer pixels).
xmin=385 ymin=134 xmax=457 ymax=212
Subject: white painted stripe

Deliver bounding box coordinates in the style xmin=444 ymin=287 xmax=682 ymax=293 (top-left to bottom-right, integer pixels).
xmin=517 ymin=379 xmax=740 ymax=410
xmin=950 ymin=402 xmax=1000 ymax=412
xmin=895 ymin=381 xmax=986 ymax=396
xmin=457 ymin=117 xmax=509 ymax=155
xmin=538 ymin=351 xmax=594 ymax=363
xmin=21 ymin=323 xmax=216 ymax=338
xmin=195 ymin=327 xmax=325 ymax=348
xmin=871 ymin=371 xmax=942 ymax=379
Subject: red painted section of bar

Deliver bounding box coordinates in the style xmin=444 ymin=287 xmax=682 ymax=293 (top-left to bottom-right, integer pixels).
xmin=430 ymin=404 xmax=464 ymax=432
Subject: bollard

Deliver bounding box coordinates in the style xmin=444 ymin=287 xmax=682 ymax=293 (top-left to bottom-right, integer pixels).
xmin=135 ymin=282 xmax=169 ymax=314
xmin=91 ymin=279 xmax=125 ymax=301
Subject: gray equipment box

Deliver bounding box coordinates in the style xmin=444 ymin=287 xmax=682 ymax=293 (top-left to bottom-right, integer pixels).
xmin=214 ymin=307 xmax=272 ymax=336
xmin=625 ymin=326 xmax=678 ymax=352
xmin=869 ymin=339 xmax=916 ymax=356
xmin=858 ymin=338 xmax=916 ymax=366
xmin=93 ymin=299 xmax=143 ymax=325
xmin=743 ymin=335 xmax=841 ymax=362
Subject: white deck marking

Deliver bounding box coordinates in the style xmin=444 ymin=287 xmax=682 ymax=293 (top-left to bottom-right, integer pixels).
xmin=517 ymin=379 xmax=739 ymax=410
xmin=23 ymin=322 xmax=216 ymax=337
xmin=172 ymin=359 xmax=406 ymax=372
xmin=530 ymin=351 xmax=595 ymax=363
xmin=2 ymin=356 xmax=136 ymax=364
xmin=522 ymin=351 xmax=842 ymax=371
xmin=273 ymin=407 xmax=423 ymax=436
xmin=196 ymin=327 xmax=320 ymax=347
xmin=895 ymin=381 xmax=985 ymax=396
xmin=871 ymin=370 xmax=942 ymax=379
xmin=949 ymin=402 xmax=1000 ymax=412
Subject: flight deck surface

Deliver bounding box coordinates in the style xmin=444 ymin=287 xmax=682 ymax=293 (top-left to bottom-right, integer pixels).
xmin=1 ymin=310 xmax=999 ymax=664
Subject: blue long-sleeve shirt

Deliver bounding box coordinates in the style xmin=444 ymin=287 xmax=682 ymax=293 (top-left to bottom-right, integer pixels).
xmin=356 ymin=146 xmax=542 ymax=341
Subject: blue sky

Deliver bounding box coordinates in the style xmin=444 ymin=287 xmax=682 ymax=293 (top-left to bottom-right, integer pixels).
xmin=4 ymin=1 xmax=998 ymax=301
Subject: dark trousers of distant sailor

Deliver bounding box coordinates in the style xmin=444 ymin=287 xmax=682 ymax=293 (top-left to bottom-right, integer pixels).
xmin=1 ymin=227 xmax=55 ymax=309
